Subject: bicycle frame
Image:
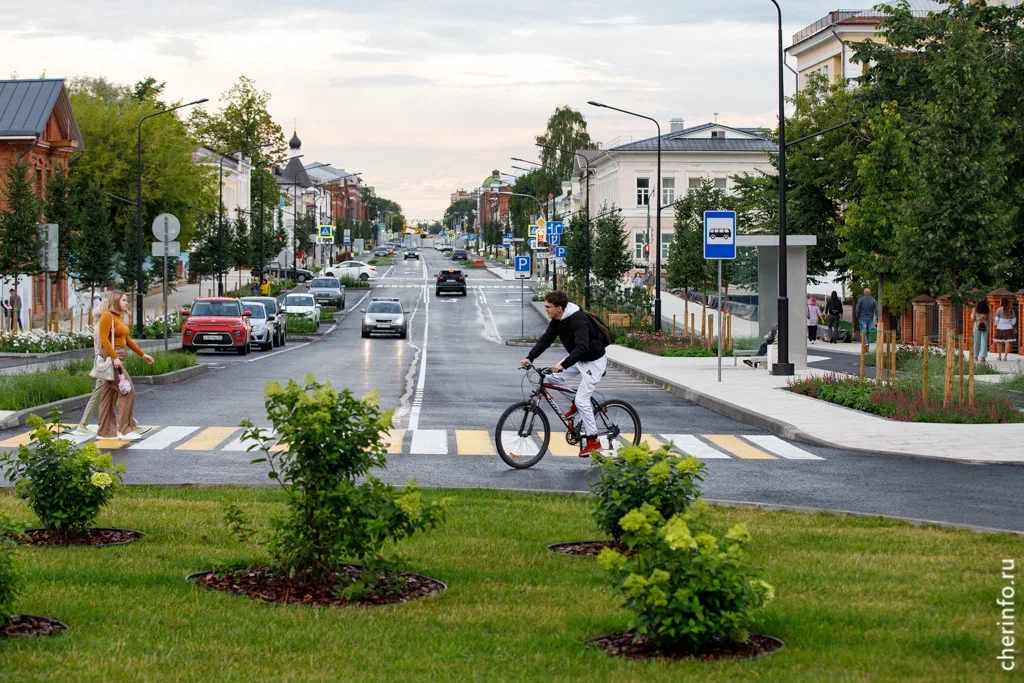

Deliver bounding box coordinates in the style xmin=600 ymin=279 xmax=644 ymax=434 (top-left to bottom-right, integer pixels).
xmin=515 ymin=367 xmax=605 ymax=440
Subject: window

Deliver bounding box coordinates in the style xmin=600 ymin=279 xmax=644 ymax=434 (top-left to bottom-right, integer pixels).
xmin=662 ymin=234 xmax=673 ymax=260
xmin=714 ymin=177 xmax=727 ymax=190
xmin=688 ymin=177 xmax=703 ymax=191
xmin=636 ymin=177 xmax=650 ymax=206
xmin=711 ymin=130 xmax=726 ymax=139
xmin=635 ymin=233 xmax=645 ymax=260
xmin=661 ymin=177 xmax=675 ymax=206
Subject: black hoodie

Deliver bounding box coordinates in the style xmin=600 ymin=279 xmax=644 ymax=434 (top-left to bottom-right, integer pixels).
xmin=526 ymin=302 xmax=607 ymax=368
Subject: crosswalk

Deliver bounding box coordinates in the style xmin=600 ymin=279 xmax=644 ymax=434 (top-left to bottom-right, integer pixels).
xmin=0 ymin=426 xmax=823 ymax=460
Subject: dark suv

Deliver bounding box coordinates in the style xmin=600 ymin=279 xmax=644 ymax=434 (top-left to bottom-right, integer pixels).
xmin=452 ymin=249 xmax=468 ymax=261
xmin=435 ymin=269 xmax=467 ymax=297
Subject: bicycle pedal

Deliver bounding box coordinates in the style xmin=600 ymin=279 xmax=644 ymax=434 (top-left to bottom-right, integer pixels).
xmin=565 ymin=430 xmax=580 ymax=446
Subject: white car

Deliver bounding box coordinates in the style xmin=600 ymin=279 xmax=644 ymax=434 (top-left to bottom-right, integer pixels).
xmin=322 ymin=260 xmax=377 ymax=281
xmin=282 ymin=293 xmax=321 ymax=327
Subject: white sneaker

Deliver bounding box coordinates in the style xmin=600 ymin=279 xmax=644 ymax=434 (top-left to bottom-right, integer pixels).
xmin=71 ymin=425 xmax=94 ymax=437
xmin=133 ymin=425 xmax=153 ymax=436
xmin=117 ymin=431 xmax=142 ymax=441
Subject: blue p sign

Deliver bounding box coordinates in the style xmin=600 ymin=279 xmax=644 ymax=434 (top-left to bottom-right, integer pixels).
xmin=514 ymin=256 xmax=530 ymax=272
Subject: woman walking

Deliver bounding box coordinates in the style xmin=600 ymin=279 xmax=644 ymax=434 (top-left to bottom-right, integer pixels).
xmin=96 ymin=291 xmax=154 ymax=440
xmin=994 ymin=296 xmax=1017 ymax=362
xmin=807 ymin=297 xmax=819 ymax=344
xmin=972 ymin=300 xmax=990 ymax=363
xmin=825 ymin=291 xmax=843 ymax=343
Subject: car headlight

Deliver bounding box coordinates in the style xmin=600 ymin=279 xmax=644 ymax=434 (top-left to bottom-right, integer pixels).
xmin=364 ymin=316 xmax=374 ymax=325
xmin=253 ymin=324 xmax=267 ymax=332
xmin=394 ymin=316 xmax=405 ymax=325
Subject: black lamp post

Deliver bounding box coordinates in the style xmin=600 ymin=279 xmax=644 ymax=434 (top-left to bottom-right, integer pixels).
xmin=135 ymin=97 xmax=207 ymax=336
xmin=218 ymin=142 xmax=271 ymax=296
xmin=537 ymin=143 xmax=593 ymax=308
xmin=588 ymin=100 xmax=663 ymax=332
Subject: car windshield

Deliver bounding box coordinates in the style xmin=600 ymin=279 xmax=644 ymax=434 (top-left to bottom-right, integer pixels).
xmin=260 ymin=299 xmax=277 ymax=315
xmin=285 ymin=295 xmax=315 ymax=307
xmin=242 ymin=303 xmax=266 ymax=319
xmin=310 ymin=278 xmax=339 ymax=288
xmin=190 ymin=301 xmax=242 ymax=317
xmin=368 ymin=303 xmax=402 ymax=314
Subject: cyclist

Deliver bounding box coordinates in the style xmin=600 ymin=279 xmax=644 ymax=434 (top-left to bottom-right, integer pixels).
xmin=520 ymin=290 xmax=609 ymax=457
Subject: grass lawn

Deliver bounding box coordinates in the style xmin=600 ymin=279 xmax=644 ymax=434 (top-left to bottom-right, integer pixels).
xmin=0 ymin=486 xmax=1016 ymax=681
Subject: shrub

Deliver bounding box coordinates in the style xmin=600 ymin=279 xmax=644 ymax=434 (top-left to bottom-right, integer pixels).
xmin=0 ymin=409 xmax=125 ymax=536
xmin=339 ymin=276 xmax=371 ymax=289
xmin=0 ymin=330 xmax=94 ymax=354
xmin=590 ymin=444 xmax=705 ymax=541
xmin=0 ymin=513 xmax=24 ymax=627
xmin=319 ymin=308 xmax=336 ymax=321
xmin=285 ymin=315 xmax=318 ymax=334
xmin=598 ymin=501 xmax=774 ymax=650
xmin=142 ymin=313 xmax=183 ymax=339
xmin=226 ymin=376 xmax=450 ymax=598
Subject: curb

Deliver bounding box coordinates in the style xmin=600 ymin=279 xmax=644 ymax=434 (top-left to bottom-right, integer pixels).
xmin=0 ymin=338 xmax=183 ymax=366
xmin=133 ymin=364 xmax=208 ymax=385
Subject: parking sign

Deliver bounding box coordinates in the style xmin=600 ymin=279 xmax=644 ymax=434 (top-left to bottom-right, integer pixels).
xmin=514 ymin=255 xmax=531 ymax=279
xmin=703 ymin=210 xmax=737 ymax=260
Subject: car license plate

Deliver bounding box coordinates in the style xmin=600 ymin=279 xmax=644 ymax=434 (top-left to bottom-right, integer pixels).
xmin=202 ymin=334 xmax=220 ymax=341
xmin=376 ymin=323 xmax=390 ymax=328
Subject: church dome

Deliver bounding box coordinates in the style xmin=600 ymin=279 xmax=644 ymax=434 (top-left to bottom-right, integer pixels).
xmin=289 ymin=130 xmax=301 ymax=150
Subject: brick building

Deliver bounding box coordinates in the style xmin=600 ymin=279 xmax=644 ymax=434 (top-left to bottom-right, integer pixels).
xmin=0 ymin=79 xmax=84 ymax=324
xmin=476 ymin=171 xmax=511 ymax=229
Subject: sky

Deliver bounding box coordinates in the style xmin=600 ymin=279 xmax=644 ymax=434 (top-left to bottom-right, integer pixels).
xmin=0 ymin=0 xmax=872 ymax=220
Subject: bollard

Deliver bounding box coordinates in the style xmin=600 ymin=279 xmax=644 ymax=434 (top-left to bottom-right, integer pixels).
xmin=958 ymin=334 xmax=965 ymax=406
xmin=859 ymin=331 xmax=866 ymax=381
xmin=890 ymin=331 xmax=897 ymax=385
xmin=968 ymin=338 xmax=975 ymax=407
xmin=922 ymin=339 xmax=929 ymax=406
xmin=943 ymin=331 xmax=954 ymax=406
xmin=875 ymin=323 xmax=884 ymax=386
xmin=673 ymin=314 xmax=677 ymax=335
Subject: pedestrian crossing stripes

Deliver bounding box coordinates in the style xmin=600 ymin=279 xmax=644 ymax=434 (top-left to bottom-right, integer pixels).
xmin=0 ymin=426 xmax=824 ymax=460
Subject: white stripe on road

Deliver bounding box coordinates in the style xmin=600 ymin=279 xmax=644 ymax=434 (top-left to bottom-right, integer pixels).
xmin=488 ymin=308 xmax=502 ymax=343
xmin=128 ymin=426 xmax=200 ymax=450
xmin=742 ymin=435 xmax=825 ymax=460
xmin=408 ymin=265 xmax=430 ymax=430
xmin=409 ymin=429 xmax=448 ymax=454
xmin=660 ymin=434 xmax=731 ymax=459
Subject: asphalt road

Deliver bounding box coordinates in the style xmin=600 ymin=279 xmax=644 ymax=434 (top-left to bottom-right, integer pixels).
xmin=3 ymin=247 xmax=1024 ymax=532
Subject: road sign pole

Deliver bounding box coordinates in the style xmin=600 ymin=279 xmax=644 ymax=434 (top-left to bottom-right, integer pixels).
xmin=163 ymin=216 xmax=169 ymax=351
xmin=521 ymin=277 xmax=524 ymax=339
xmin=717 ymin=260 xmax=722 ymax=383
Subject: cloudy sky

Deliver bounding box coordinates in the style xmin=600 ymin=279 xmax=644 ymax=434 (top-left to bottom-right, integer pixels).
xmin=1 ymin=0 xmax=859 ymax=219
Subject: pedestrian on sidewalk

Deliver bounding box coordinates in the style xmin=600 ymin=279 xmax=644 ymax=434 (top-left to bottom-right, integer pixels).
xmin=249 ymin=279 xmax=259 ymax=296
xmin=260 ymin=278 xmax=270 ymax=296
xmin=96 ymin=291 xmax=154 ymax=441
xmin=972 ymin=300 xmax=990 ymax=363
xmin=994 ymin=296 xmax=1017 ymax=361
xmin=632 ymin=273 xmax=643 ymax=288
xmin=7 ymin=288 xmax=22 ymax=331
xmin=825 ymin=291 xmax=843 ymax=343
xmin=855 ymin=288 xmax=878 ymax=343
xmin=807 ymin=297 xmax=819 ymax=344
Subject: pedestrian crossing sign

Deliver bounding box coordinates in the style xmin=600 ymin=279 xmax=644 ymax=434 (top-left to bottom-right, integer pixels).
xmin=318 ymin=224 xmax=334 ymax=244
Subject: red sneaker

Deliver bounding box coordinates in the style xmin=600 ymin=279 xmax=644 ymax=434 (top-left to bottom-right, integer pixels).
xmin=564 ymin=403 xmax=578 ymax=419
xmin=578 ymin=438 xmax=602 ymax=457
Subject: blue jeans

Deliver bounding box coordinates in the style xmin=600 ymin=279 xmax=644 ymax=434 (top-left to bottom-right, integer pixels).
xmin=859 ymin=318 xmax=874 ymax=341
xmin=973 ymin=325 xmax=988 ymax=360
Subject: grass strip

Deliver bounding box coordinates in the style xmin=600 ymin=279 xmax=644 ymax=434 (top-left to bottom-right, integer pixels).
xmin=0 ymin=486 xmax=1017 ymax=681
xmin=286 ymin=315 xmax=319 ymax=334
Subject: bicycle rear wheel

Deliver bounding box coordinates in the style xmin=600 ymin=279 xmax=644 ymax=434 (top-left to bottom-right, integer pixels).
xmin=495 ymin=401 xmax=551 ymax=469
xmin=594 ymin=399 xmax=642 ymax=453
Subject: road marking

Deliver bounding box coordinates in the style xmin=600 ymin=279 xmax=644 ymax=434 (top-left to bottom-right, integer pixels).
xmin=410 ymin=429 xmax=447 ymax=454
xmin=242 ymin=341 xmax=311 ymax=364
xmin=385 ymin=429 xmax=406 ymax=454
xmin=623 ymin=434 xmax=665 ymax=450
xmin=128 ymin=426 xmax=200 ymax=450
xmin=661 ymin=434 xmax=731 ymax=459
xmin=487 ymin=308 xmax=503 ymax=343
xmin=546 ymin=436 xmax=580 ymax=457
xmin=456 ymin=430 xmax=495 ymax=456
xmin=742 ymin=435 xmax=824 ymax=460
xmin=0 ymin=431 xmax=35 ymax=447
xmin=408 ymin=273 xmax=430 ymax=431
xmin=176 ymin=427 xmax=238 ymax=451
xmin=224 ymin=431 xmax=276 ymax=452
xmin=704 ymin=434 xmax=776 ymax=459
xmin=95 ymin=438 xmax=132 ymax=449
xmin=498 ymin=431 xmax=542 ymax=457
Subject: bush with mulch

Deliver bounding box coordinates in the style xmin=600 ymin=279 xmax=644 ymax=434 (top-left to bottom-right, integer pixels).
xmin=620 ymin=331 xmax=732 ymax=357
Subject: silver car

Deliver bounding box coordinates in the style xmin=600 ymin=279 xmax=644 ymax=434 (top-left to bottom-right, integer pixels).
xmin=241 ymin=301 xmax=273 ymax=351
xmin=240 ymin=296 xmax=287 ymax=347
xmin=308 ymin=277 xmax=346 ymax=309
xmin=361 ymin=298 xmax=407 ymax=339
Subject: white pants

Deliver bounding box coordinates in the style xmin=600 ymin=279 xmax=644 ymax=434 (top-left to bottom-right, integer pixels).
xmin=547 ymin=354 xmax=607 ymax=437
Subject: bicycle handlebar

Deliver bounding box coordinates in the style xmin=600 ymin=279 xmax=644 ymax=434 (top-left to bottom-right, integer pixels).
xmin=519 ymin=362 xmax=552 ymax=377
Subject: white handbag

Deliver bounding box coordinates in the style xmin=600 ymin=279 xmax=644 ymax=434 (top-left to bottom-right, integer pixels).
xmin=89 ymin=319 xmax=117 ymax=382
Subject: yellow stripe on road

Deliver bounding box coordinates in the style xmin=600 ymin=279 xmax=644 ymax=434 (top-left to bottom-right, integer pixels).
xmin=622 ymin=434 xmax=665 ymax=451
xmin=456 ymin=430 xmax=495 ymax=456
xmin=704 ymin=434 xmax=777 ymax=459
xmin=175 ymin=427 xmax=237 ymax=451
xmin=384 ymin=429 xmax=405 ymax=454
xmin=546 ymin=435 xmax=580 ymax=457
xmin=0 ymin=423 xmax=79 ymax=448
xmin=95 ymin=438 xmax=132 ymax=449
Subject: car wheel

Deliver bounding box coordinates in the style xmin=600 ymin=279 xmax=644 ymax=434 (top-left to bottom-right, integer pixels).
xmin=341 ymin=297 xmax=345 ymax=310
xmin=461 ymin=290 xmax=468 ymax=297
xmin=237 ymin=344 xmax=247 ymax=356
xmin=297 ymin=274 xmax=307 ymax=283
xmin=359 ymin=273 xmax=369 ymax=281
xmin=361 ymin=329 xmax=370 ymax=339
xmin=272 ymin=333 xmax=279 ymax=348
xmin=263 ymin=341 xmax=273 ymax=351
xmin=281 ymin=332 xmax=287 ymax=346
xmin=399 ymin=329 xmax=407 ymax=339
xmin=435 ymin=290 xmax=442 ymax=297
xmin=182 ymin=344 xmax=195 ymax=353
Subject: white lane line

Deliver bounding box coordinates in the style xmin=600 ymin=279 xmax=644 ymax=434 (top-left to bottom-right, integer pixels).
xmin=488 ymin=308 xmax=503 ymax=343
xmin=382 ymin=266 xmax=395 ymax=278
xmin=128 ymin=426 xmax=200 ymax=450
xmin=410 ymin=429 xmax=448 ymax=454
xmin=243 ymin=341 xmax=311 ymax=363
xmin=408 ymin=284 xmax=429 ymax=430
xmin=742 ymin=435 xmax=825 ymax=460
xmin=660 ymin=434 xmax=731 ymax=459
xmin=224 ymin=430 xmax=276 ymax=452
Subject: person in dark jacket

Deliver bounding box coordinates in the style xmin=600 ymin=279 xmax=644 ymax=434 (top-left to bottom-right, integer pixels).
xmin=825 ymin=291 xmax=843 ymax=343
xmin=521 ymin=290 xmax=608 ymax=456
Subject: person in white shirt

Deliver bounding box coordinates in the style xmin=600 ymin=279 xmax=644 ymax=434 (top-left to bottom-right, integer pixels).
xmin=993 ymin=296 xmax=1017 ymax=361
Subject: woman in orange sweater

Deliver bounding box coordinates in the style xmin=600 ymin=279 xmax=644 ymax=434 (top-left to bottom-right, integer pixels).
xmin=97 ymin=291 xmax=154 ymax=440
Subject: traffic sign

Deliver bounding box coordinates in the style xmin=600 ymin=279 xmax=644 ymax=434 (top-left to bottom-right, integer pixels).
xmin=504 ymin=233 xmax=514 ymax=240
xmin=514 ymin=255 xmax=531 ymax=279
xmin=151 ymin=241 xmax=181 ymax=258
xmin=503 ymin=238 xmax=511 ymax=248
xmin=536 ymin=218 xmax=546 ymax=228
xmin=547 ymin=221 xmax=563 ymax=235
xmin=36 ymin=224 xmax=58 ymax=272
xmin=318 ymin=224 xmax=334 ymax=239
xmin=152 ymin=213 xmax=180 ymax=242
xmin=343 ymin=228 xmax=351 ymax=246
xmin=553 ymin=245 xmax=567 ymax=259
xmin=703 ymin=210 xmax=737 ymax=260
xmin=534 ymin=226 xmax=546 ymax=242
xmin=548 ymin=234 xmax=560 ymax=246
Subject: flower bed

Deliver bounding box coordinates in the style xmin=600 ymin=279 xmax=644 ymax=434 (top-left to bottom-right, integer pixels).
xmin=864 ymin=343 xmax=1000 ymax=375
xmin=619 ymin=331 xmax=732 ymax=358
xmin=788 ymin=373 xmax=1023 ymax=424
xmin=0 ymin=330 xmax=94 ymax=354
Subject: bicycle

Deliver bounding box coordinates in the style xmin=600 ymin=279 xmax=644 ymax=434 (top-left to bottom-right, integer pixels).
xmin=494 ymin=362 xmax=642 ymax=469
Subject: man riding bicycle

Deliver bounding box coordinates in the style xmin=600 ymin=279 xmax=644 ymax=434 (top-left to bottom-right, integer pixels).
xmin=520 ymin=290 xmax=609 ymax=456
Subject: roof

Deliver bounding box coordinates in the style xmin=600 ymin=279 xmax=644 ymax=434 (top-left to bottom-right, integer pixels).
xmin=276 ymin=156 xmax=311 ymax=188
xmin=577 ymin=122 xmax=775 ymax=168
xmin=791 ymin=1 xmax=945 ymax=47
xmin=0 ymin=79 xmax=84 ymax=149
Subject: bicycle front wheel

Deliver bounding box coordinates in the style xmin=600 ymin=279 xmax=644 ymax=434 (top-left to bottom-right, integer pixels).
xmin=495 ymin=401 xmax=551 ymax=469
xmin=595 ymin=399 xmax=642 ymax=453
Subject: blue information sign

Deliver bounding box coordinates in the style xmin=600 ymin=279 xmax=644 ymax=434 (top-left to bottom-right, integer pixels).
xmin=703 ymin=210 xmax=737 ymax=260
xmin=547 ymin=221 xmax=563 ymax=235
xmin=514 ymin=255 xmax=531 ymax=279
xmin=553 ymin=246 xmax=567 ymax=259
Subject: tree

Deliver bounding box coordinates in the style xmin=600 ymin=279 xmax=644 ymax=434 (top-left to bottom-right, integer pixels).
xmin=229 ymin=214 xmax=252 ymax=287
xmin=536 ymin=106 xmax=593 ymax=180
xmin=443 ymin=198 xmax=475 ymax=231
xmin=666 ymin=179 xmax=732 ymax=298
xmin=591 ymin=203 xmax=632 ymax=293
xmin=44 ymin=164 xmax=75 ymax=275
xmin=188 ymin=213 xmax=219 ymax=283
xmin=68 ymin=183 xmax=115 ymax=313
xmin=561 ymin=211 xmax=589 ymax=283
xmin=0 ymin=159 xmax=42 ymax=292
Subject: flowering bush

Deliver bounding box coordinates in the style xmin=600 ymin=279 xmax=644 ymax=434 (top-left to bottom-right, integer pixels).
xmin=590 ymin=443 xmax=705 ymax=541
xmin=621 ymin=331 xmax=728 ymax=357
xmin=0 ymin=409 xmax=125 ymax=536
xmin=598 ymin=501 xmax=774 ymax=650
xmin=0 ymin=513 xmax=24 ymax=627
xmin=0 ymin=329 xmax=94 ymax=354
xmin=225 ymin=376 xmax=450 ymax=598
xmin=143 ymin=313 xmax=183 ymax=339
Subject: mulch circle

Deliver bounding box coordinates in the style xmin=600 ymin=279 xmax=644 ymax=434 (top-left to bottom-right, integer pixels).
xmin=0 ymin=614 xmax=68 ymax=638
xmin=16 ymin=528 xmax=145 ymax=547
xmin=547 ymin=540 xmax=622 ymax=557
xmin=587 ymin=631 xmax=784 ymax=661
xmin=187 ymin=564 xmax=447 ymax=608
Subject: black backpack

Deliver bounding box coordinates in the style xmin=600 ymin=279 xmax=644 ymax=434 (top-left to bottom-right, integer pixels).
xmin=585 ymin=311 xmax=613 ymax=346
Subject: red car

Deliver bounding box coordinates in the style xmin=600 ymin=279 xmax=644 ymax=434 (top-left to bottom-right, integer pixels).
xmin=180 ymin=297 xmax=252 ymax=355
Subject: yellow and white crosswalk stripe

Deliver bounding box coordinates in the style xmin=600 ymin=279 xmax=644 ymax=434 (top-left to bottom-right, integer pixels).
xmin=175 ymin=427 xmax=238 ymax=451
xmin=704 ymin=434 xmax=776 ymax=460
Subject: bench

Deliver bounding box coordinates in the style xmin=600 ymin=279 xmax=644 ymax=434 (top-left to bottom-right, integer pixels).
xmin=734 ymin=349 xmax=767 ymax=368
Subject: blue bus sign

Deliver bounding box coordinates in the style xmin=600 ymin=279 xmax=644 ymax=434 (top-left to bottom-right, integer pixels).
xmin=703 ymin=210 xmax=736 ymax=260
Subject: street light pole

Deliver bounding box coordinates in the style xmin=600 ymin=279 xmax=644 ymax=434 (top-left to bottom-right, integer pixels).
xmin=588 ymin=101 xmax=662 ymax=332
xmin=135 ymin=97 xmax=207 ymax=336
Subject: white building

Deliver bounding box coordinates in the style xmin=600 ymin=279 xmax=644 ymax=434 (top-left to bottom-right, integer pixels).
xmin=573 ymin=121 xmax=775 ymax=264
xmin=193 ymin=146 xmax=252 ymax=217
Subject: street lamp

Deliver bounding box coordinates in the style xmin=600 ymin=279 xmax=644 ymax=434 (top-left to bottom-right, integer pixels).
xmin=537 ymin=143 xmax=595 ymax=308
xmin=218 ymin=142 xmax=272 ymax=295
xmin=588 ymin=100 xmax=663 ymax=332
xmin=136 ymin=97 xmax=208 ymax=336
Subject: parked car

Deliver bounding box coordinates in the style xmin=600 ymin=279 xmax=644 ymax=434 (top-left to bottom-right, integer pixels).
xmin=181 ymin=298 xmax=252 ymax=355
xmin=386 ymin=246 xmax=395 ymax=255
xmin=250 ymin=262 xmax=314 ymax=283
xmin=404 ymin=247 xmax=419 ymax=260
xmin=322 ymin=260 xmax=377 ymax=281
xmin=241 ymin=301 xmax=273 ymax=351
xmin=435 ymin=269 xmax=467 ymax=296
xmin=308 ymin=277 xmax=346 ymax=308
xmin=240 ymin=296 xmax=287 ymax=347
xmin=283 ymin=293 xmax=321 ymax=327
xmin=373 ymin=246 xmax=389 ymax=257
xmin=361 ymin=297 xmax=407 ymax=339
xmin=452 ymin=249 xmax=468 ymax=261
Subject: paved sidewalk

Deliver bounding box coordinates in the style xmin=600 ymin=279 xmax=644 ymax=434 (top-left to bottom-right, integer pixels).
xmin=606 ymin=345 xmax=1024 ymax=464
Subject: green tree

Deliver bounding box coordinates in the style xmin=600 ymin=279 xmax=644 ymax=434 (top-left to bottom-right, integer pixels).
xmin=229 ymin=214 xmax=252 ymax=282
xmin=536 ymin=106 xmax=593 ymax=180
xmin=44 ymin=163 xmax=75 ymax=275
xmin=0 ymin=160 xmax=42 ymax=291
xmin=188 ymin=213 xmax=219 ymax=283
xmin=443 ymin=198 xmax=475 ymax=231
xmin=591 ymin=204 xmax=632 ymax=292
xmin=68 ymin=183 xmax=115 ymax=308
xmin=561 ymin=211 xmax=589 ymax=283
